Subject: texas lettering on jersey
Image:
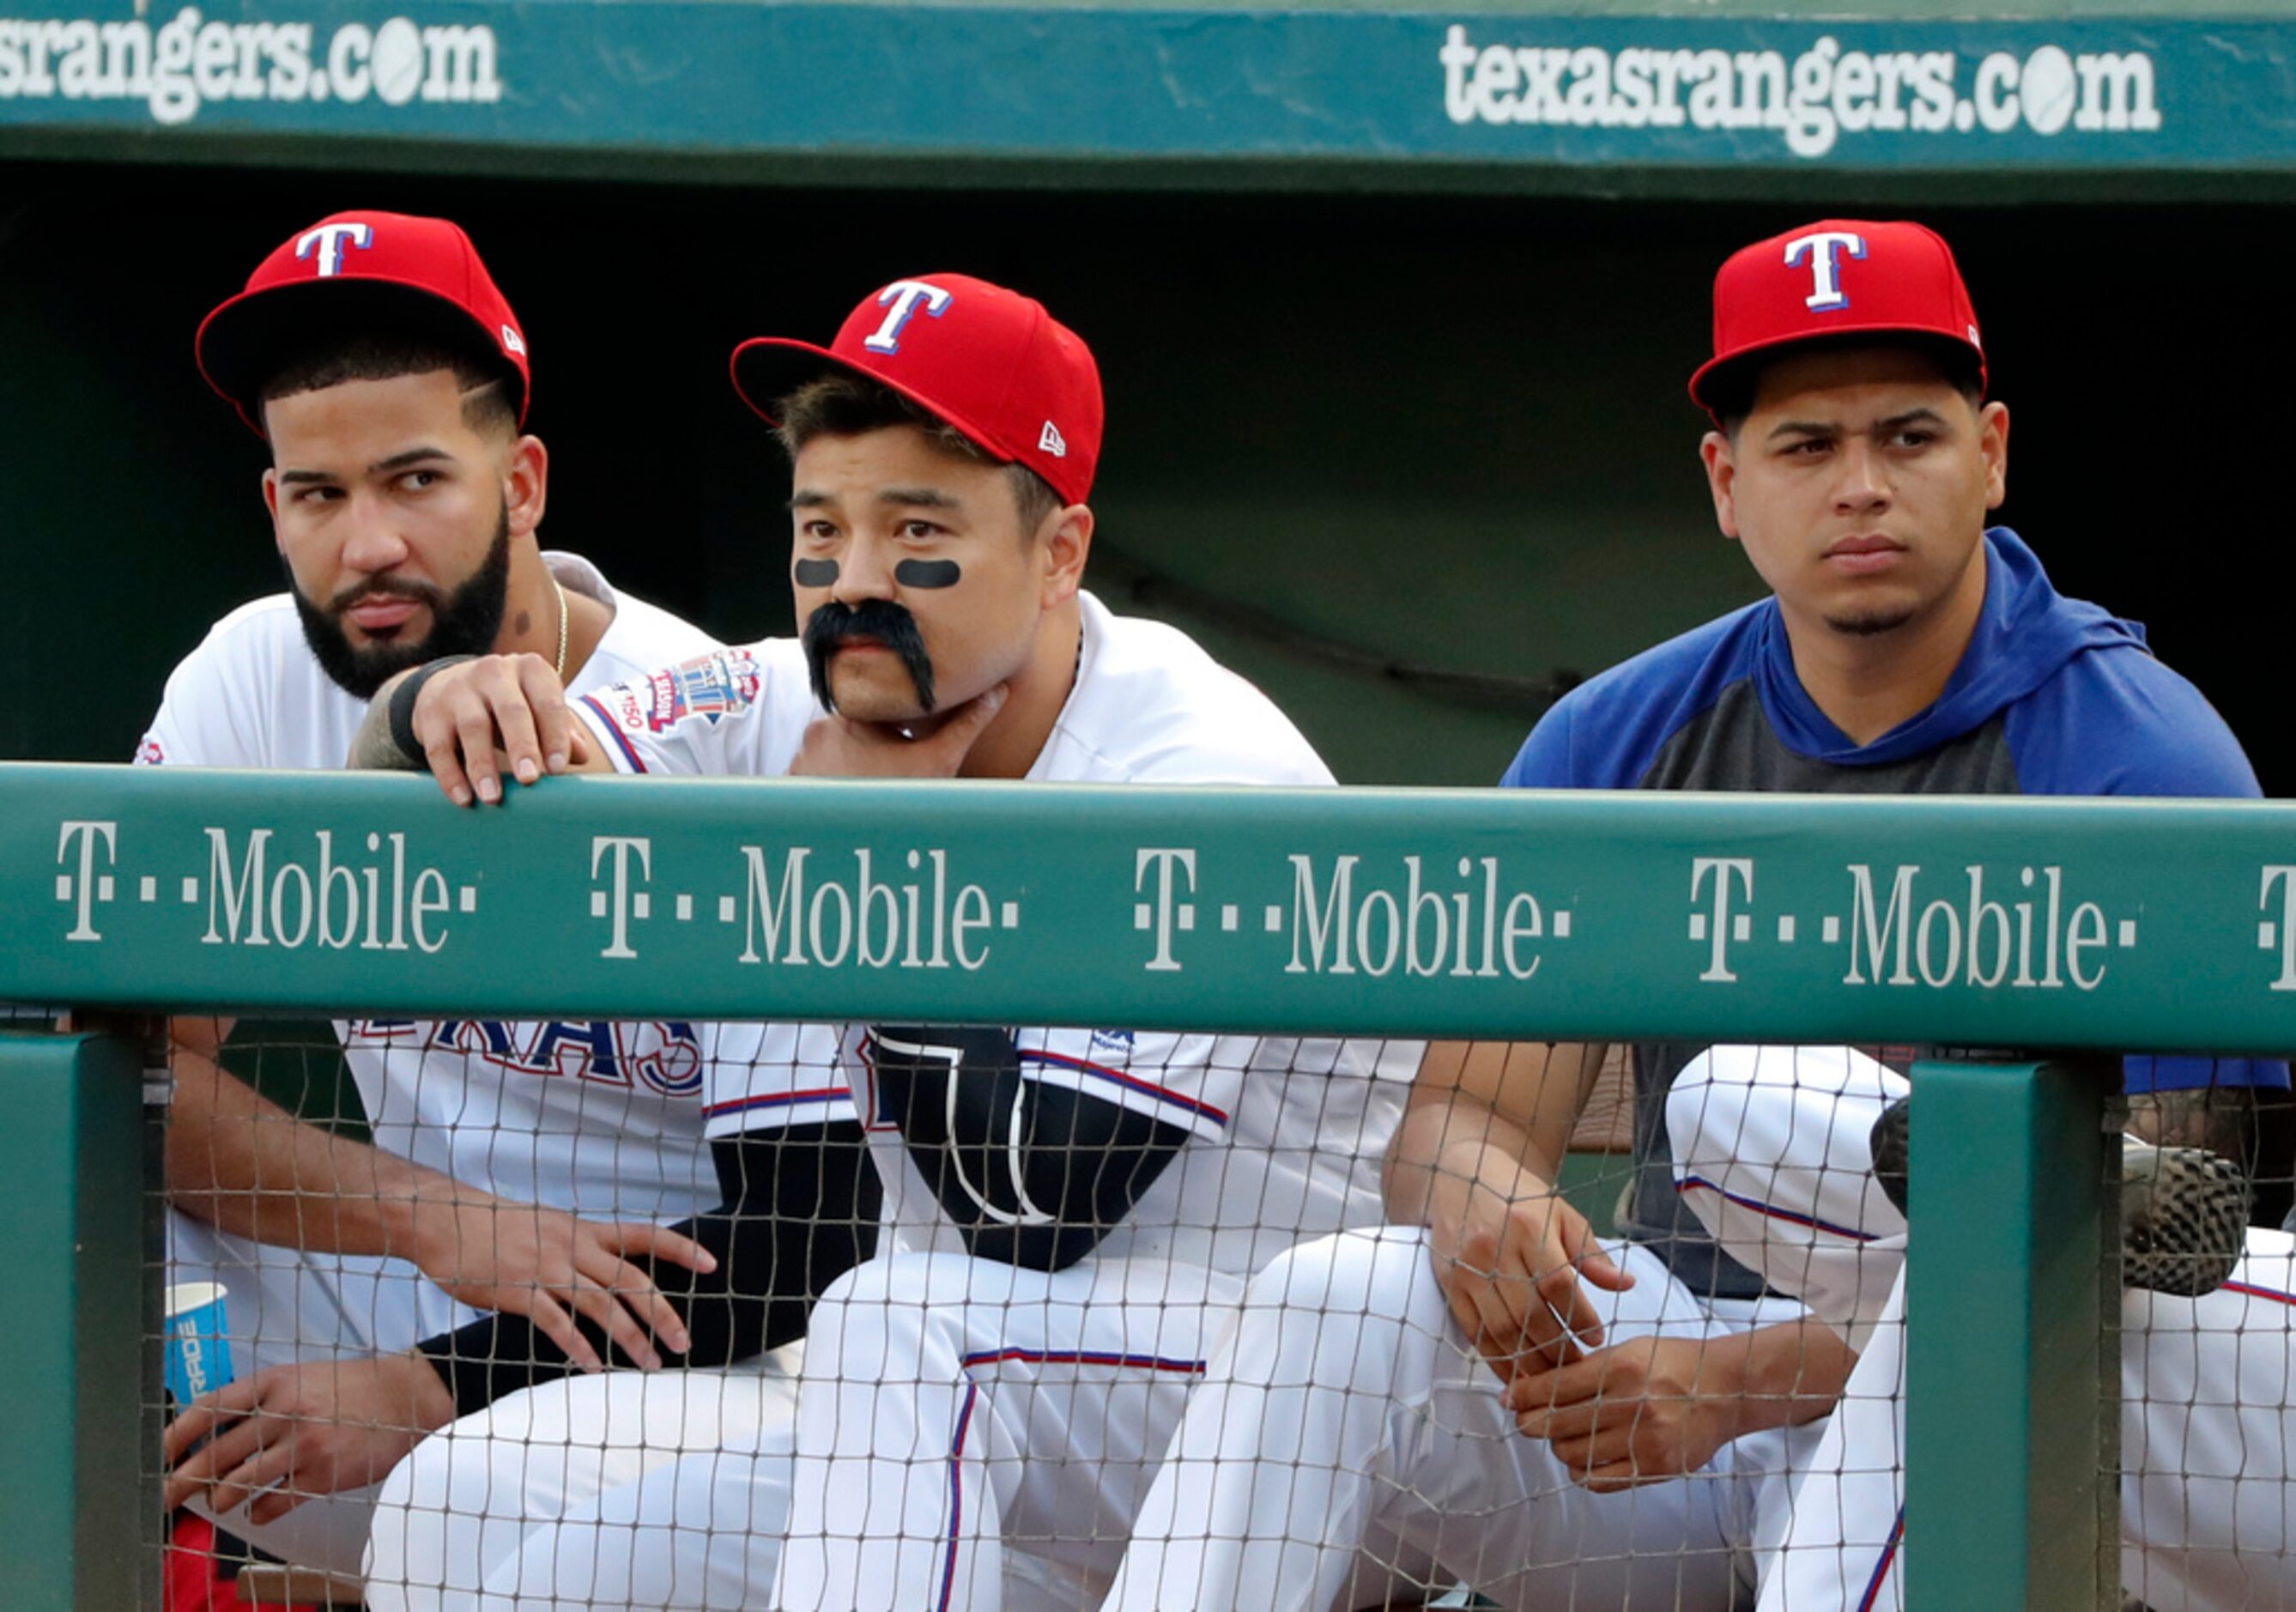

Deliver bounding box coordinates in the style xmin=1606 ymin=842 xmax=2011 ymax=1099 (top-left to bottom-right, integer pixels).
xmin=347 ymin=1018 xmax=706 ymax=1098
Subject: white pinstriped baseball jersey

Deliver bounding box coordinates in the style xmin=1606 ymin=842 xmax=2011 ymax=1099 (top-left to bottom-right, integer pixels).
xmin=140 ymin=552 xmax=727 ymax=1224
xmin=572 ymin=590 xmax=1412 ymax=1276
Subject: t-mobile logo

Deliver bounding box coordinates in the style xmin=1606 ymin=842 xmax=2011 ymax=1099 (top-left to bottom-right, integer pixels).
xmin=1691 ymin=856 xmax=1756 ymax=982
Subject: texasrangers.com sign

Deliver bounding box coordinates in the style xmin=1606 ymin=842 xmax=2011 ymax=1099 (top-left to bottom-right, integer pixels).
xmin=0 ymin=7 xmax=497 ymax=124
xmin=1437 ymin=29 xmax=2159 ymax=160
xmin=9 ymin=764 xmax=2296 ymax=1054
xmin=1 ymin=6 xmax=2293 ymax=173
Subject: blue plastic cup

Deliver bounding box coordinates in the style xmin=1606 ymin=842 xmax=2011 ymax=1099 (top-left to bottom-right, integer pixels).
xmin=164 ymin=1282 xmax=234 ymax=1407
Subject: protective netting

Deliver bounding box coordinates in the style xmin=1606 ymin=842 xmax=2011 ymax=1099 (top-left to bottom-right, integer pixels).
xmin=1660 ymin=1045 xmax=2288 ymax=1612
xmin=148 ymin=1023 xmax=2289 ymax=1611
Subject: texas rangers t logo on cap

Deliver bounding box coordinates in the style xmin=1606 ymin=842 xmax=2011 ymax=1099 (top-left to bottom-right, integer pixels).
xmin=1784 ymin=229 xmax=1867 ymax=312
xmin=296 ymin=221 xmax=374 ymax=278
xmin=864 ymin=280 xmax=954 ymax=355
xmin=1687 ymin=219 xmax=1986 ymax=417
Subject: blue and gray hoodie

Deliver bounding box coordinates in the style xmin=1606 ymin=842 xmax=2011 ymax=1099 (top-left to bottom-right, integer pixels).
xmin=1503 ymin=528 xmax=2280 ymax=1297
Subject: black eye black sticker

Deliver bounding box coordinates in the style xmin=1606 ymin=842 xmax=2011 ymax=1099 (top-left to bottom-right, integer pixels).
xmin=793 ymin=558 xmax=839 ymax=587
xmin=894 ymin=559 xmax=962 ymax=589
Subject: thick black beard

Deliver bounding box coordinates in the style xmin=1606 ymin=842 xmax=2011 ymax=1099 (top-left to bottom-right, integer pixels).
xmin=1823 ymin=608 xmax=1917 ymax=638
xmin=802 ymin=597 xmax=937 ymax=715
xmin=291 ymin=512 xmax=512 ymax=699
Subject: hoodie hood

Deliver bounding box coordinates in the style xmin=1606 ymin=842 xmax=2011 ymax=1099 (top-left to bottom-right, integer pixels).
xmin=1755 ymin=527 xmax=2151 ymax=767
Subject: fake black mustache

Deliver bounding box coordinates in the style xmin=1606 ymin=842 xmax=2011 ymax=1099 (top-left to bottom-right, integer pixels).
xmin=802 ymin=597 xmax=937 ymax=714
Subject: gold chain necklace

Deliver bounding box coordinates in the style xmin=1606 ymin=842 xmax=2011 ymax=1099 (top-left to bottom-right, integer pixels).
xmin=551 ymin=574 xmax=570 ymax=680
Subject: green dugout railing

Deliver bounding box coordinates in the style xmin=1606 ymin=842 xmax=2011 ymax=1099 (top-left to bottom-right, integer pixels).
xmin=11 ymin=761 xmax=2293 ymax=1608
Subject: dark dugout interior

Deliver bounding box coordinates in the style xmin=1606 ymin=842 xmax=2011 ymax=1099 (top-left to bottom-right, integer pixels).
xmin=4 ymin=167 xmax=2288 ymax=796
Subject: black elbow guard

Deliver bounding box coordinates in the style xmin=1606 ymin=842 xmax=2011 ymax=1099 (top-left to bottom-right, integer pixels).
xmin=868 ymin=1026 xmax=1190 ymax=1271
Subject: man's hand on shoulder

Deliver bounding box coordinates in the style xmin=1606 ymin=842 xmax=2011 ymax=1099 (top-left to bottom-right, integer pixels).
xmin=351 ymin=654 xmax=599 ymax=805
xmin=791 ymin=684 xmax=1006 ymax=779
xmin=405 ymin=1189 xmax=718 ymax=1372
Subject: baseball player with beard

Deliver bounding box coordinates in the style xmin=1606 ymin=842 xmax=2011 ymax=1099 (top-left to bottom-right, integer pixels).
xmin=357 ymin=274 xmax=1418 ymax=1611
xmin=1103 ymin=221 xmax=2281 ymax=1612
xmin=150 ymin=212 xmax=875 ymax=1586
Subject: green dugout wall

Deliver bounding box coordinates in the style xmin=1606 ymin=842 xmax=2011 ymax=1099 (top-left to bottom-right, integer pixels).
xmin=3 ymin=0 xmax=2293 ymax=794
xmin=6 ymin=766 xmax=2287 ymax=1606
xmin=5 ymin=16 xmax=2293 ymax=1599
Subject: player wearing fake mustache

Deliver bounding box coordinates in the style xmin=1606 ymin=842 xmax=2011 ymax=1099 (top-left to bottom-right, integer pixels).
xmin=354 ymin=275 xmax=1419 ymax=1612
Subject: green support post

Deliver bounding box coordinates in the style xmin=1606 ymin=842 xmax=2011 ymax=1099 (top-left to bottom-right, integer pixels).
xmin=0 ymin=1027 xmax=156 ymax=1610
xmin=1905 ymin=1055 xmax=2118 ymax=1610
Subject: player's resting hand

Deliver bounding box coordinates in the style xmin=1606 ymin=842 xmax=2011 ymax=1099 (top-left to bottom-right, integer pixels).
xmin=1506 ymin=1318 xmax=1854 ymax=1492
xmin=163 ymin=1351 xmax=457 ymax=1524
xmin=1388 ymin=1039 xmax=1627 ymax=1382
xmin=790 ymin=683 xmax=1007 ymax=778
xmin=407 ymin=1191 xmax=718 ymax=1373
xmin=1505 ymin=1335 xmax=1740 ymax=1492
xmin=1427 ymin=1147 xmax=1633 ymax=1382
xmin=350 ymin=652 xmax=598 ymax=805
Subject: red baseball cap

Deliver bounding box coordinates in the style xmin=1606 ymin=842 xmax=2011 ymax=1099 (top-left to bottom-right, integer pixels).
xmin=731 ymin=274 xmax=1102 ymax=507
xmin=1688 ymin=219 xmax=1985 ymax=418
xmin=197 ymin=210 xmax=530 ymax=438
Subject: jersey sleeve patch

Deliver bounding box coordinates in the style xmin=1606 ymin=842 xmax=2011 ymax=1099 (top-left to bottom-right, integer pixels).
xmin=575 ymin=693 xmax=651 ymax=773
xmin=633 ymin=650 xmax=764 ymax=734
xmin=579 ymin=649 xmax=771 ymax=774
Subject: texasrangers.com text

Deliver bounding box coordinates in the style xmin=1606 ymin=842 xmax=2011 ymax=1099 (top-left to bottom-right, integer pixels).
xmin=1440 ymin=27 xmax=2160 ymax=158
xmin=0 ymin=7 xmax=500 ymax=125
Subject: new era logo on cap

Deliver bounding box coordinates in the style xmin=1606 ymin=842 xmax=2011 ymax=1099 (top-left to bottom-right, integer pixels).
xmin=196 ymin=209 xmax=531 ymax=438
xmin=1688 ymin=217 xmax=1985 ymax=417
xmin=731 ymin=273 xmax=1104 ymax=508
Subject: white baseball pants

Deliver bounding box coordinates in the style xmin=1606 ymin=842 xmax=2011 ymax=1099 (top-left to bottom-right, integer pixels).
xmin=1667 ymin=1044 xmax=2296 ymax=1611
xmin=362 ymin=1347 xmax=800 ymax=1610
xmin=772 ymin=1249 xmax=1268 ymax=1612
xmin=1104 ymin=1225 xmax=1818 ymax=1612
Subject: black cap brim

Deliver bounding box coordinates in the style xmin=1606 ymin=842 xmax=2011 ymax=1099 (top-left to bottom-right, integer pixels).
xmin=1690 ymin=328 xmax=1986 ymax=421
xmin=730 ymin=338 xmax=857 ymax=428
xmin=197 ymin=277 xmax=524 ymax=438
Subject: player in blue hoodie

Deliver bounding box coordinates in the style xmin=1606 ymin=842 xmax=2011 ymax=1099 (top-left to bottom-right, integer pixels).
xmin=1105 ymin=221 xmax=2289 ymax=1612
xmin=1506 ymin=474 xmax=2269 ymax=1309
